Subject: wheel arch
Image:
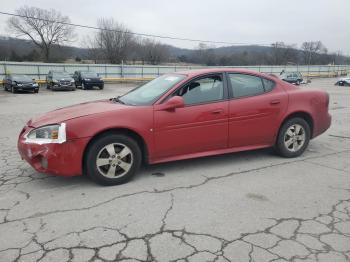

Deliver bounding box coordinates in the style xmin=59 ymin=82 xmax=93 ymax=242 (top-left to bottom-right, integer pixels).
xmin=279 ymin=111 xmax=314 ymax=139
xmin=82 ymin=128 xmax=149 ymax=175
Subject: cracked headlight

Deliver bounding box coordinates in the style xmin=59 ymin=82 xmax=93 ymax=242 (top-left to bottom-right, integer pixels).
xmin=25 ymin=123 xmax=66 ymax=144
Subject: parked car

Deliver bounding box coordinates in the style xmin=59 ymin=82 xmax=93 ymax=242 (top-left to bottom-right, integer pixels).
xmin=3 ymin=74 xmax=39 ymax=93
xmin=18 ymin=68 xmax=331 ymax=186
xmin=73 ymin=71 xmax=104 ymax=90
xmin=335 ymin=76 xmax=350 ymax=86
xmin=46 ymin=71 xmax=76 ymax=91
xmin=280 ymin=72 xmax=303 ymax=85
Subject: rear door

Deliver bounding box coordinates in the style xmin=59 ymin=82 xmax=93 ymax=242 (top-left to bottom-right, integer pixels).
xmin=227 ymin=73 xmax=288 ymax=147
xmin=153 ymin=73 xmax=229 ymax=158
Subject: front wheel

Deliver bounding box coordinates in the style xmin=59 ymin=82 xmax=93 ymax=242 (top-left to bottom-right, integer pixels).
xmin=11 ymin=86 xmax=16 ymax=93
xmin=85 ymin=134 xmax=142 ymax=185
xmin=275 ymin=117 xmax=310 ymax=158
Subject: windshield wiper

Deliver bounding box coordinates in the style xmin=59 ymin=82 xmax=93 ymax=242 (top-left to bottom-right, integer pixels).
xmin=110 ymin=96 xmax=126 ymax=104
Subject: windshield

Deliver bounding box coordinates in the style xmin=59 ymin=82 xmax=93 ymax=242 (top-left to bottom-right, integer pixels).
xmin=12 ymin=75 xmax=32 ymax=82
xmin=119 ymin=74 xmax=186 ymax=106
xmin=53 ymin=72 xmax=71 ymax=79
xmin=81 ymin=72 xmax=98 ymax=78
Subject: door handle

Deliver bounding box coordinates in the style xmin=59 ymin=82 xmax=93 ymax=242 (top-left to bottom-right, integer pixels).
xmin=211 ymin=109 xmax=224 ymax=114
xmin=270 ymin=100 xmax=281 ymax=105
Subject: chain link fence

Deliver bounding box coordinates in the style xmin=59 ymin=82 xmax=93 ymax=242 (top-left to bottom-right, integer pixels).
xmin=1 ymin=61 xmax=349 ymax=81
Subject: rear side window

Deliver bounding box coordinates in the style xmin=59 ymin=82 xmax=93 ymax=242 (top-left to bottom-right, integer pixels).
xmin=229 ymin=74 xmax=265 ymax=98
xmin=262 ymin=78 xmax=275 ymax=92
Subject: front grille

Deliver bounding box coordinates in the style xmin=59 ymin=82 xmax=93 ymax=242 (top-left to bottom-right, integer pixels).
xmin=59 ymin=81 xmax=71 ymax=86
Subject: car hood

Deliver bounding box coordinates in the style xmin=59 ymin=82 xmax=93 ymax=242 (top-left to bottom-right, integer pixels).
xmin=15 ymin=81 xmax=34 ymax=85
xmin=83 ymin=77 xmax=102 ymax=81
xmin=54 ymin=78 xmax=74 ymax=81
xmin=28 ymin=99 xmax=125 ymax=128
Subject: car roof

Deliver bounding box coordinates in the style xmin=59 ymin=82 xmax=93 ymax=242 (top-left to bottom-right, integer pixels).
xmin=174 ymin=68 xmax=275 ymax=79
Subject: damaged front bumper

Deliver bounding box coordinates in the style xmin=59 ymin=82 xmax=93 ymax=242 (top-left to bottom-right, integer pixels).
xmin=17 ymin=126 xmax=90 ymax=177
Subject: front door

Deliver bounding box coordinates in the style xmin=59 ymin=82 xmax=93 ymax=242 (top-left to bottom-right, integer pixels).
xmin=154 ymin=74 xmax=229 ymax=159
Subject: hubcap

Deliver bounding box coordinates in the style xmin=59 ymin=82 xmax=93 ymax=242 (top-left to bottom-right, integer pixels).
xmin=284 ymin=124 xmax=306 ymax=152
xmin=96 ymin=143 xmax=133 ymax=178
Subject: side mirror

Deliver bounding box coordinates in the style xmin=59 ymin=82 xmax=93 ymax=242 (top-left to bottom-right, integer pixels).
xmin=157 ymin=96 xmax=185 ymax=111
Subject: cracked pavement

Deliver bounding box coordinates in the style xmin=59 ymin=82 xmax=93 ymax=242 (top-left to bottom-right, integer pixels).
xmin=0 ymin=79 xmax=350 ymax=262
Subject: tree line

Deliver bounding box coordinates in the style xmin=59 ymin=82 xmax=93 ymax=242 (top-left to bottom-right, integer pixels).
xmin=2 ymin=6 xmax=350 ymax=66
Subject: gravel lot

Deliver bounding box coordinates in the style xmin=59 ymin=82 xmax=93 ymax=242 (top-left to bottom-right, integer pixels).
xmin=0 ymin=78 xmax=350 ymax=262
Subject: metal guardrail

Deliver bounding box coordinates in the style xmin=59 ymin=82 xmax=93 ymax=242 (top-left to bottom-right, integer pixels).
xmin=0 ymin=61 xmax=349 ymax=81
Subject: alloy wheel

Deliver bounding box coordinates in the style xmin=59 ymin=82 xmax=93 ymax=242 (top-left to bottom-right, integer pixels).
xmin=284 ymin=124 xmax=306 ymax=152
xmin=96 ymin=143 xmax=133 ymax=178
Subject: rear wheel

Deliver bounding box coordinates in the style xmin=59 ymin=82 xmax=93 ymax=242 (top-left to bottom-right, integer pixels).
xmin=85 ymin=134 xmax=142 ymax=185
xmin=275 ymin=117 xmax=310 ymax=158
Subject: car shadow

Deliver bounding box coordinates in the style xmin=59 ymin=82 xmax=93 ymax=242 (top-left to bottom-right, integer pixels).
xmin=139 ymin=147 xmax=276 ymax=175
xmin=26 ymin=147 xmax=277 ymax=188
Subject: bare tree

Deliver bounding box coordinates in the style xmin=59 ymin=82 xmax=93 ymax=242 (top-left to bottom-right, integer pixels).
xmin=193 ymin=43 xmax=217 ymax=65
xmin=301 ymin=41 xmax=327 ymax=65
xmin=270 ymin=42 xmax=297 ymax=65
xmin=136 ymin=38 xmax=170 ymax=65
xmin=92 ymin=18 xmax=133 ymax=64
xmin=7 ymin=6 xmax=74 ymax=62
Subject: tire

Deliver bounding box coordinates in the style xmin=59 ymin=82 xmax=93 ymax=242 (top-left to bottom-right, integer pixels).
xmin=275 ymin=117 xmax=310 ymax=158
xmin=296 ymin=80 xmax=301 ymax=85
xmin=99 ymin=84 xmax=104 ymax=90
xmin=71 ymin=86 xmax=76 ymax=91
xmin=85 ymin=134 xmax=142 ymax=186
xmin=34 ymin=89 xmax=39 ymax=93
xmin=82 ymin=82 xmax=86 ymax=90
xmin=11 ymin=86 xmax=16 ymax=93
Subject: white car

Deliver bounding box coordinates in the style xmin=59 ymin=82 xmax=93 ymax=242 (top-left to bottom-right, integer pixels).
xmin=335 ymin=76 xmax=350 ymax=86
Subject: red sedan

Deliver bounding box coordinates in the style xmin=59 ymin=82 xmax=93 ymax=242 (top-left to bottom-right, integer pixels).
xmin=18 ymin=69 xmax=331 ymax=185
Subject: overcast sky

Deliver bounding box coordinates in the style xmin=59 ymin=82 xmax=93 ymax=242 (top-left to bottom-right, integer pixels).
xmin=0 ymin=0 xmax=349 ymax=54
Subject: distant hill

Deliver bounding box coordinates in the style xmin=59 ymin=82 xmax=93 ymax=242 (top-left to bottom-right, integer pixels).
xmin=0 ymin=36 xmax=349 ymax=66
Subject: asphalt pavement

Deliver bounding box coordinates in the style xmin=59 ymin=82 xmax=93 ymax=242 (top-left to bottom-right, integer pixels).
xmin=0 ymin=78 xmax=349 ymax=262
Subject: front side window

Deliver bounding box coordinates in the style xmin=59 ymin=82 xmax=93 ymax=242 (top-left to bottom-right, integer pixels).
xmin=173 ymin=75 xmax=224 ymax=105
xmin=229 ymin=74 xmax=265 ymax=98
